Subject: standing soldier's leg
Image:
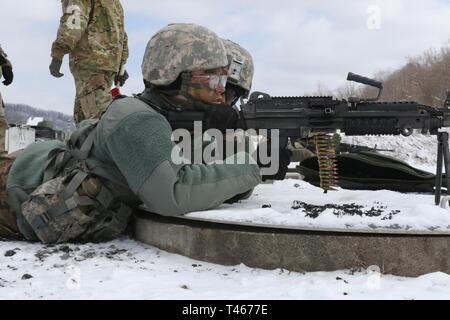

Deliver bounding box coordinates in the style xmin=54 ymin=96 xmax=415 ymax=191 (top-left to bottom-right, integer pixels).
xmin=0 ymin=152 xmax=21 ymax=240
xmin=0 ymin=91 xmax=7 ymax=153
xmin=72 ymin=70 xmax=115 ymax=124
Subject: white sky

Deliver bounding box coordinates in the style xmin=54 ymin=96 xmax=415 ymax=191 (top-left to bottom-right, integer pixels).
xmin=1 ymin=0 xmax=450 ymax=115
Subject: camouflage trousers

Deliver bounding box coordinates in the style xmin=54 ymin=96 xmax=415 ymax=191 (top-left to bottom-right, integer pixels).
xmin=0 ymin=91 xmax=7 ymax=153
xmin=72 ymin=69 xmax=115 ymax=124
xmin=0 ymin=152 xmax=22 ymax=240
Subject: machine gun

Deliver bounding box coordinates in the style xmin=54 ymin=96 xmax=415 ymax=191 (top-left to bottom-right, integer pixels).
xmin=239 ymin=73 xmax=450 ymax=205
xmin=336 ymin=143 xmax=394 ymax=154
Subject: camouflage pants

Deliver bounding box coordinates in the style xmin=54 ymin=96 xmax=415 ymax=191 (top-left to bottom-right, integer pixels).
xmin=72 ymin=69 xmax=115 ymax=124
xmin=0 ymin=91 xmax=7 ymax=153
xmin=0 ymin=152 xmax=22 ymax=240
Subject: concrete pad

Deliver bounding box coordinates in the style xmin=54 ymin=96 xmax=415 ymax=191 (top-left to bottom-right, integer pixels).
xmin=134 ymin=211 xmax=450 ymax=277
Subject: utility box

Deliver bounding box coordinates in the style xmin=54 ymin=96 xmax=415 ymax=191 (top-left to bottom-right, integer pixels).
xmin=5 ymin=126 xmax=36 ymax=154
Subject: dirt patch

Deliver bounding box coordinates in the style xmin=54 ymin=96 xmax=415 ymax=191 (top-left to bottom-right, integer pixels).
xmin=0 ymin=277 xmax=7 ymax=287
xmin=291 ymin=201 xmax=401 ymax=220
xmin=4 ymin=250 xmax=16 ymax=257
xmin=34 ymin=244 xmax=132 ymax=262
xmin=21 ymin=274 xmax=33 ymax=280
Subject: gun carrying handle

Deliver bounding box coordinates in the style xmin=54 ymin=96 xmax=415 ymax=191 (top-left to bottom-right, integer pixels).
xmin=347 ymin=72 xmax=383 ymax=89
xmin=347 ymin=72 xmax=383 ymax=102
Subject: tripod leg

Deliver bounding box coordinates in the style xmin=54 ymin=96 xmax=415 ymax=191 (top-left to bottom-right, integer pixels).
xmin=441 ymin=132 xmax=450 ymax=201
xmin=435 ymin=133 xmax=444 ymax=205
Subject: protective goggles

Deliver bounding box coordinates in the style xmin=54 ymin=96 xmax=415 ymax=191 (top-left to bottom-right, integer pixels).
xmin=190 ymin=74 xmax=228 ymax=90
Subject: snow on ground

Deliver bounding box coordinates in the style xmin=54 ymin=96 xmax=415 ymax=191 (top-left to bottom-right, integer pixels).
xmin=1 ymin=238 xmax=450 ymax=300
xmin=188 ymin=179 xmax=450 ymax=232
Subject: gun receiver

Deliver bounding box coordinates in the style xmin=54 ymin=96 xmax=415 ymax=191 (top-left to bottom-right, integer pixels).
xmin=242 ymin=92 xmax=447 ymax=137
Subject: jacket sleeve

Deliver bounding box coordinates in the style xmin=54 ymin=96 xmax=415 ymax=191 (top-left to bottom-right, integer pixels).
xmin=120 ymin=32 xmax=129 ymax=67
xmin=0 ymin=45 xmax=7 ymax=66
xmin=51 ymin=0 xmax=92 ymax=60
xmin=104 ymin=112 xmax=262 ymax=216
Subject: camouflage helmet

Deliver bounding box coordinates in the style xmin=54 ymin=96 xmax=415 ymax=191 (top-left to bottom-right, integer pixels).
xmin=222 ymin=39 xmax=254 ymax=95
xmin=142 ymin=23 xmax=229 ymax=86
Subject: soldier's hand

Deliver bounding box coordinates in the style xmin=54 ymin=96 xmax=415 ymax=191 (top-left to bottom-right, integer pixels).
xmin=114 ymin=70 xmax=129 ymax=87
xmin=258 ymin=141 xmax=292 ymax=181
xmin=1 ymin=62 xmax=13 ymax=86
xmin=49 ymin=58 xmax=64 ymax=78
xmin=204 ymin=104 xmax=239 ymax=132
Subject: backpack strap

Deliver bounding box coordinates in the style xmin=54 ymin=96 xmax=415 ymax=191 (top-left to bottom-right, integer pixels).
xmin=70 ymin=126 xmax=97 ymax=160
xmin=43 ymin=147 xmax=72 ymax=183
xmin=44 ymin=124 xmax=99 ymax=218
xmin=43 ymin=121 xmax=99 ymax=182
xmin=30 ymin=170 xmax=98 ymax=231
xmin=68 ymin=119 xmax=99 ymax=148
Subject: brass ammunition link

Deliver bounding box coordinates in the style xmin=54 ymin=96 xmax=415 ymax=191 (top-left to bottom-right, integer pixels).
xmin=312 ymin=132 xmax=338 ymax=192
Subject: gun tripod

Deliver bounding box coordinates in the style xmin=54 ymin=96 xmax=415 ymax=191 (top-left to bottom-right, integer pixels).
xmin=434 ymin=131 xmax=450 ymax=206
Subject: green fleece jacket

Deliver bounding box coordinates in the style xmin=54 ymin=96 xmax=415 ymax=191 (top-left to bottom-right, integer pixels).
xmin=7 ymin=96 xmax=261 ymax=241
